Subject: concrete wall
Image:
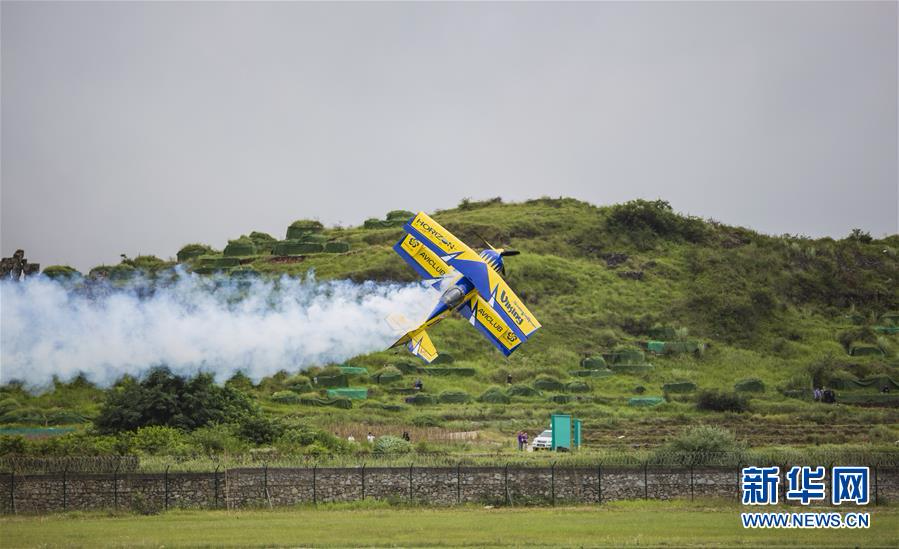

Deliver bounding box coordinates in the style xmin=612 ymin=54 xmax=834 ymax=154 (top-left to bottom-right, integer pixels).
xmin=0 ymin=466 xmax=895 ymax=514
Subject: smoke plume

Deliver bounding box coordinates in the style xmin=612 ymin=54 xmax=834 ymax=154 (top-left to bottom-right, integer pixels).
xmin=0 ymin=270 xmax=435 ymax=387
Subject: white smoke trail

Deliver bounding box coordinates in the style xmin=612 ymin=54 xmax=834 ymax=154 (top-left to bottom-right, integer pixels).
xmin=0 ymin=270 xmax=435 ymax=387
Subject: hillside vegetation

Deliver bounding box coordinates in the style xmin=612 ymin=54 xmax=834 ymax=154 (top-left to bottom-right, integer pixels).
xmin=2 ymin=197 xmax=898 ymax=463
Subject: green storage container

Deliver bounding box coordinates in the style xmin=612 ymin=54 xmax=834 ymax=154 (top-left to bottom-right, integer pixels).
xmin=326 ymin=387 xmax=368 ymax=400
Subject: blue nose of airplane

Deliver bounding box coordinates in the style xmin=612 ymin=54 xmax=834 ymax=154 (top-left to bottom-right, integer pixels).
xmin=479 ymin=249 xmax=505 ymax=275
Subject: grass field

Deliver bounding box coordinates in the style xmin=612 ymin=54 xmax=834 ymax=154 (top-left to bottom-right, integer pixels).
xmin=2 ymin=500 xmax=897 ymax=548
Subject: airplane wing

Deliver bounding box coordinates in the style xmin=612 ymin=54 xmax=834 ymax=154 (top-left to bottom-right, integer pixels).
xmin=392 ymin=233 xmax=455 ymax=281
xmin=457 ymin=294 xmax=524 ymax=356
xmin=403 ymin=212 xmax=540 ymax=340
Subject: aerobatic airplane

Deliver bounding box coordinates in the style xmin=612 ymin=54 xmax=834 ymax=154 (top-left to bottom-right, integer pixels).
xmin=387 ymin=212 xmax=541 ymax=362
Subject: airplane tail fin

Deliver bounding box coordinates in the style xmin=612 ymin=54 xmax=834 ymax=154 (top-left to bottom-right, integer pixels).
xmin=389 ymin=325 xmax=439 ymax=363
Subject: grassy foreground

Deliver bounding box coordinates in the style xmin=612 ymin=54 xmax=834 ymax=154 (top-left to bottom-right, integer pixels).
xmin=2 ymin=500 xmax=897 ymax=548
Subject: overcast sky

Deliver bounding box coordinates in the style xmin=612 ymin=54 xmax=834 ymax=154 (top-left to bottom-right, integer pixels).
xmin=2 ymin=1 xmax=896 ymax=271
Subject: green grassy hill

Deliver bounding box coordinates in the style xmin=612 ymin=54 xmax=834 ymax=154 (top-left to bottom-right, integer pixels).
xmin=3 ymin=197 xmax=898 ymax=457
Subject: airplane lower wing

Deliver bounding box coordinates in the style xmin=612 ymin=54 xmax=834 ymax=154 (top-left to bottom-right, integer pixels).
xmin=457 ymin=294 xmax=525 ymax=357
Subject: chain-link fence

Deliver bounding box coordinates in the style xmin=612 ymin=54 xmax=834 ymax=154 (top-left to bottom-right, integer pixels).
xmin=0 ymin=452 xmax=896 ymax=514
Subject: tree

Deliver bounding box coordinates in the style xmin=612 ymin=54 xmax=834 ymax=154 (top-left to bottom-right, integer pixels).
xmin=94 ymin=367 xmax=257 ymax=433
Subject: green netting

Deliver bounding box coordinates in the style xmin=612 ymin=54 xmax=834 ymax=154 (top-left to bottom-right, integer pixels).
xmin=405 ymin=394 xmax=437 ymax=405
xmin=363 ymin=218 xmax=404 ymax=229
xmin=734 ymin=378 xmax=765 ymax=392
xmin=230 ymin=267 xmax=258 ymax=279
xmin=393 ymin=362 xmax=419 ymax=374
xmin=438 ymin=390 xmax=471 ymax=403
xmin=838 ymin=394 xmax=899 ymax=407
xmin=177 ymin=244 xmax=214 ymax=262
xmin=338 ymin=366 xmax=368 ymax=376
xmin=197 ymin=256 xmax=240 ymax=269
xmin=829 ymin=376 xmax=899 ymax=390
xmin=549 ymin=395 xmax=574 ymax=404
xmin=386 ymin=210 xmax=415 ymax=221
xmin=566 ymin=381 xmax=590 ymax=393
xmin=849 ymin=345 xmax=885 ymax=357
xmin=326 ymin=387 xmax=369 ymax=400
xmin=609 ymin=364 xmax=654 ymax=374
xmin=362 ymin=403 xmax=407 ymax=412
xmin=478 ymin=388 xmax=511 ymax=404
xmin=880 ymin=312 xmax=899 ymax=325
xmin=324 ymin=241 xmax=350 ymax=253
xmin=272 ymin=240 xmax=324 ymax=255
xmin=533 ymin=377 xmax=564 ymax=391
xmin=388 ymin=387 xmax=418 ymax=395
xmin=287 ymin=382 xmax=313 ymax=394
xmin=286 ymin=220 xmax=324 ymax=239
xmin=663 ymin=381 xmax=697 ymax=393
xmin=431 ymin=354 xmax=455 ymax=364
xmin=647 ymin=326 xmax=677 ymax=339
xmin=571 ymin=369 xmax=614 ymax=378
xmin=373 ymin=366 xmax=403 ymax=383
xmin=223 ymin=237 xmax=257 ymax=257
xmin=580 ymin=356 xmax=607 ymax=369
xmin=875 ymin=326 xmax=899 ymax=334
xmin=416 ymin=367 xmax=475 ymax=376
xmin=628 ymin=396 xmax=665 ymax=407
xmin=506 ymin=385 xmax=541 ymax=397
xmin=646 ymin=341 xmax=666 ymax=354
xmin=606 ymin=348 xmax=645 ymax=365
xmin=271 ymin=391 xmax=301 ymax=404
xmin=299 ymin=396 xmax=352 ymax=409
xmin=314 ymin=373 xmax=348 ymax=387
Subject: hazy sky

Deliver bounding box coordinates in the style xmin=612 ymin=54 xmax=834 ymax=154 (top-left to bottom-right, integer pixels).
xmin=2 ymin=1 xmax=896 ymax=271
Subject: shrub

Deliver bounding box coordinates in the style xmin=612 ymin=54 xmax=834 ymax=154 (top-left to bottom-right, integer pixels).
xmin=734 ymin=378 xmax=765 ymax=393
xmin=660 ymin=425 xmax=746 ymax=464
xmin=176 ymin=243 xmax=214 ymax=262
xmin=237 ymin=415 xmax=284 ymax=445
xmin=271 ymin=391 xmax=301 ymax=404
xmin=223 ymin=237 xmax=257 ymax=257
xmin=565 ymin=381 xmax=590 ymax=393
xmin=0 ymin=435 xmax=27 ymax=455
xmin=607 ymin=199 xmax=707 ymax=245
xmin=374 ymin=435 xmax=412 ymax=454
xmin=533 ymin=376 xmax=563 ymax=392
xmin=95 ymin=368 xmax=257 ymax=433
xmin=696 ymin=390 xmax=750 ymax=413
xmin=478 ymin=387 xmax=511 ymax=404
xmin=438 ymin=390 xmax=471 ymax=403
xmin=128 ymin=426 xmax=191 ymax=456
xmin=411 ymin=414 xmax=442 ymax=427
xmin=41 ymin=265 xmax=81 ymax=280
xmin=189 ymin=424 xmax=246 ymax=455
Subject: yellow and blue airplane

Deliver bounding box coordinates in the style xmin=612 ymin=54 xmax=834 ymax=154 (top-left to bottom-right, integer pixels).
xmin=388 ymin=212 xmax=540 ymax=362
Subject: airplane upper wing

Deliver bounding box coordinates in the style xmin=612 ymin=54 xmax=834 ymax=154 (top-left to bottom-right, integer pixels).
xmin=393 ymin=233 xmax=455 ymax=281
xmin=403 ymin=212 xmax=540 ymax=339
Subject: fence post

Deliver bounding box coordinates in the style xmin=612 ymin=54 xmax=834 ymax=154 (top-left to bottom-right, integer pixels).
xmin=263 ymin=462 xmax=271 ymax=508
xmin=596 ymin=464 xmax=602 ymax=504
xmin=62 ymin=466 xmax=68 ymax=511
xmin=504 ymin=464 xmax=510 ymax=506
xmin=361 ymin=464 xmax=365 ymax=500
xmin=9 ymin=472 xmax=14 ymax=515
xmin=312 ymin=464 xmax=317 ymax=505
xmin=873 ymin=466 xmax=879 ymax=506
xmin=213 ymin=465 xmax=220 ymax=509
xmin=690 ymin=464 xmax=694 ymax=502
xmin=551 ymin=462 xmax=556 ymax=507
xmin=643 ymin=462 xmax=648 ymax=500
xmin=113 ymin=462 xmax=120 ymax=510
xmin=408 ymin=463 xmax=413 ymax=503
xmin=164 ymin=465 xmax=170 ymax=511
xmin=456 ymin=462 xmax=461 ymax=505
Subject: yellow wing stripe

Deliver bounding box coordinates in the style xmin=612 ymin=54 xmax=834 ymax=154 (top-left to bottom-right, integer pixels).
xmin=408 ymin=212 xmax=483 ymax=262
xmin=409 ymin=330 xmax=439 ymax=363
xmin=487 ymin=274 xmax=541 ymax=336
xmin=470 ymin=295 xmax=522 ymax=352
xmin=399 ymin=234 xmax=454 ymax=278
